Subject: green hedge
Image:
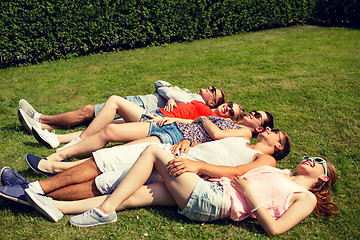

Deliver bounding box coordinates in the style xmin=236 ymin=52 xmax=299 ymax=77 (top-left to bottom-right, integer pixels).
xmin=0 ymin=0 xmax=317 ymax=68
xmin=312 ymin=0 xmax=360 ymax=26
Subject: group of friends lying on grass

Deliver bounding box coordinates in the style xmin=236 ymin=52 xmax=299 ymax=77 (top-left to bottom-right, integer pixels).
xmin=0 ymin=81 xmax=338 ymax=236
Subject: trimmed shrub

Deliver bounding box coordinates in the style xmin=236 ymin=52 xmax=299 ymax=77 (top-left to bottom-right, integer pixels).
xmin=0 ymin=0 xmax=319 ymax=68
xmin=312 ymin=0 xmax=360 ymax=26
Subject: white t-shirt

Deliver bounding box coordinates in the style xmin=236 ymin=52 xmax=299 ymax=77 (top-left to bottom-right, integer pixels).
xmin=93 ymin=137 xmax=263 ymax=194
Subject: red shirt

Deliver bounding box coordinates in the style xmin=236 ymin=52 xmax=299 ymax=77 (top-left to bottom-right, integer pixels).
xmin=159 ymin=100 xmax=217 ymax=120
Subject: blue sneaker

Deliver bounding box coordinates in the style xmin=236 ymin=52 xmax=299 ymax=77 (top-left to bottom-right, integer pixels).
xmin=24 ymin=188 xmax=63 ymax=222
xmin=25 ymin=154 xmax=54 ymax=177
xmin=0 ymin=185 xmax=30 ymax=206
xmin=69 ymin=208 xmax=117 ymax=227
xmin=1 ymin=167 xmax=29 ymax=188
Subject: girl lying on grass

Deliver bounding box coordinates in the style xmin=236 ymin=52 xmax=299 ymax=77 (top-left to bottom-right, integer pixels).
xmin=25 ymin=145 xmax=339 ymax=236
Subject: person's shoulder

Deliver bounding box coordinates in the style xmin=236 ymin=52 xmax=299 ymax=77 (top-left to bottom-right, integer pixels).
xmin=294 ymin=191 xmax=316 ymax=204
xmin=254 ymin=154 xmax=276 ymax=165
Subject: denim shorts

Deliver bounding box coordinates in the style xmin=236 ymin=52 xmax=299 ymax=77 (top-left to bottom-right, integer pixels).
xmin=141 ymin=109 xmax=164 ymax=122
xmin=148 ymin=121 xmax=184 ymax=144
xmin=94 ymin=96 xmax=145 ymax=120
xmin=179 ymin=179 xmax=223 ymax=222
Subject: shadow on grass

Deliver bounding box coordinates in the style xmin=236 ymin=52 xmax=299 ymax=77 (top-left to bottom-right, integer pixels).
xmin=138 ymin=206 xmax=266 ymax=236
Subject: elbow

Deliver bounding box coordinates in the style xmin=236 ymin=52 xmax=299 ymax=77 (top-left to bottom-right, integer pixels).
xmin=210 ymin=132 xmax=225 ymax=140
xmin=267 ymin=231 xmax=277 ymax=237
xmin=265 ymin=228 xmax=284 ymax=237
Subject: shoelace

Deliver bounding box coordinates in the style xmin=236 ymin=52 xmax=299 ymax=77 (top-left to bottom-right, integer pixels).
xmin=28 ymin=108 xmax=37 ymax=117
xmin=44 ymin=129 xmax=56 ymax=136
xmin=5 ymin=171 xmax=29 ymax=189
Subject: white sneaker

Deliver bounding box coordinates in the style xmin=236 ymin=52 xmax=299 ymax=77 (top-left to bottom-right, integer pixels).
xmin=32 ymin=126 xmax=60 ymax=149
xmin=24 ymin=188 xmax=64 ymax=222
xmin=18 ymin=109 xmax=41 ymax=134
xmin=19 ymin=99 xmax=38 ymax=118
xmin=56 ymin=135 xmax=81 ymax=152
xmin=69 ymin=208 xmax=117 ymax=227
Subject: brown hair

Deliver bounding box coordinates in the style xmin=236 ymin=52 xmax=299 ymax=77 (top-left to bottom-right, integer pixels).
xmin=310 ymin=157 xmax=340 ymax=219
xmin=272 ymin=130 xmax=290 ymax=160
xmin=213 ymin=89 xmax=226 ymax=108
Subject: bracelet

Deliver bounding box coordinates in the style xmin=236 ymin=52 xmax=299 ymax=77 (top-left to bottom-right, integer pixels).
xmin=251 ymin=203 xmax=264 ymax=213
xmin=185 ymin=139 xmax=193 ymax=147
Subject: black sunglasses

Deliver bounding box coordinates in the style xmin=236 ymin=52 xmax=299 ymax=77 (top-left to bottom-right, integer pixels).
xmin=210 ymin=86 xmax=217 ymax=100
xmin=271 ymin=129 xmax=283 ymax=146
xmin=250 ymin=110 xmax=262 ymax=120
xmin=228 ymin=102 xmax=235 ymax=117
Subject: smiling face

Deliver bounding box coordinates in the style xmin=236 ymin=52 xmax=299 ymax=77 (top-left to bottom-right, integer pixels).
xmin=199 ymin=86 xmax=224 ymax=107
xmin=257 ymin=127 xmax=284 ymax=149
xmin=242 ymin=111 xmax=268 ymax=132
xmin=297 ymin=157 xmax=328 ymax=181
xmin=213 ymin=102 xmax=242 ymax=120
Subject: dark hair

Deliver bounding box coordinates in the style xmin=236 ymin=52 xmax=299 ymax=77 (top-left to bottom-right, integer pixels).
xmin=213 ymin=89 xmax=226 ymax=108
xmin=310 ymin=157 xmax=340 ymax=219
xmin=272 ymin=130 xmax=290 ymax=160
xmin=262 ymin=112 xmax=274 ymax=129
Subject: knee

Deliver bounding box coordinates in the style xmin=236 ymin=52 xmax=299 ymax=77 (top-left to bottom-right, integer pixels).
xmin=107 ymin=95 xmax=123 ymax=106
xmin=100 ymin=124 xmax=118 ymax=141
xmin=79 ymin=104 xmax=95 ymax=120
xmin=143 ymin=144 xmax=162 ymax=157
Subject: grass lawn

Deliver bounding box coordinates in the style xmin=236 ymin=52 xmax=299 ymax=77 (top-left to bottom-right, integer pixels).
xmin=0 ymin=25 xmax=359 ymax=239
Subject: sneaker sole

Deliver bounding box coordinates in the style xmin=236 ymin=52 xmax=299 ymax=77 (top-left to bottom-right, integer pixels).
xmin=69 ymin=216 xmax=117 ymax=227
xmin=18 ymin=109 xmax=32 ymax=134
xmin=32 ymin=128 xmax=56 ymax=149
xmin=24 ymin=189 xmax=61 ymax=222
xmin=0 ymin=190 xmax=30 ymax=206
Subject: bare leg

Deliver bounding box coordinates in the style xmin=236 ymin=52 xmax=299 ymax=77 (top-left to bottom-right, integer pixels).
xmin=37 ymin=136 xmax=161 ymax=174
xmin=47 ymin=179 xmax=102 ymax=200
xmin=78 ymin=95 xmax=144 ymax=139
xmin=39 ymin=105 xmax=96 ymax=130
xmin=39 ymin=158 xmax=101 ymax=197
xmin=38 ymin=158 xmax=89 ymax=174
xmin=56 ymin=131 xmax=83 ymax=144
xmin=46 ymin=121 xmax=152 ymax=162
xmin=94 ymin=144 xmax=200 ymax=215
xmin=56 ymin=182 xmax=176 ymax=214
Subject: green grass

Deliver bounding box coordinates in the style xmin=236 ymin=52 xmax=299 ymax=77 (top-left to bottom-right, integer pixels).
xmin=0 ymin=25 xmax=359 ymax=239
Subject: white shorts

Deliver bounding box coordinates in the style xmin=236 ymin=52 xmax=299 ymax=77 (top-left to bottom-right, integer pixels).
xmin=93 ymin=143 xmax=172 ymax=194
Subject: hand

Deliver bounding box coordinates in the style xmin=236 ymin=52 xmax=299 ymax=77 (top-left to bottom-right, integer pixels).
xmin=231 ymin=176 xmax=252 ymax=194
xmin=170 ymin=139 xmax=191 ymax=155
xmin=144 ymin=113 xmax=162 ymax=122
xmin=164 ymin=99 xmax=177 ymax=112
xmin=156 ymin=117 xmax=176 ymax=126
xmin=193 ymin=116 xmax=206 ymax=123
xmin=144 ymin=114 xmax=175 ymax=126
xmin=166 ymin=156 xmax=199 ymax=176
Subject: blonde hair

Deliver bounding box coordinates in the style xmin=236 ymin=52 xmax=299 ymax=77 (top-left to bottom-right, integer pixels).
xmin=232 ymin=103 xmax=245 ymax=123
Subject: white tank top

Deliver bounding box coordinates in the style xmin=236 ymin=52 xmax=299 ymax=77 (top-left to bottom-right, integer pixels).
xmin=183 ymin=137 xmax=263 ymax=166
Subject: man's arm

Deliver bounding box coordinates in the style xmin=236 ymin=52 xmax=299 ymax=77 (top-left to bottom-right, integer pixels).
xmin=154 ymin=80 xmax=172 ymax=89
xmin=167 ymin=153 xmax=276 ymax=179
xmin=156 ymin=85 xmax=201 ymax=104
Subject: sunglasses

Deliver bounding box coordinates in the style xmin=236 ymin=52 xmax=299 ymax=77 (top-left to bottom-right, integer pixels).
xmin=302 ymin=156 xmax=328 ymax=186
xmin=227 ymin=102 xmax=235 ymax=117
xmin=209 ymin=86 xmax=217 ymax=100
xmin=250 ymin=110 xmax=262 ymax=119
xmin=271 ymin=129 xmax=283 ymax=146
